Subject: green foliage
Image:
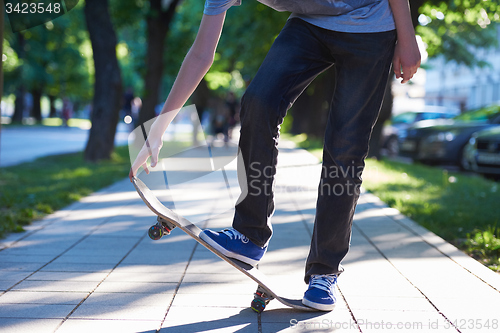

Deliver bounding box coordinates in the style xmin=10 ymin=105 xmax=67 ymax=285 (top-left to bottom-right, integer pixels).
xmin=359 ymin=158 xmax=500 ymax=271
xmin=362 ymin=159 xmax=499 ymax=241
xmin=1 ymin=39 xmax=19 ymax=72
xmin=216 ymin=2 xmax=289 ymax=78
xmin=454 ymin=104 xmax=500 ymax=122
xmin=3 ymin=1 xmax=92 ymax=102
xmin=110 ymin=0 xmax=148 ymax=94
xmin=0 ymin=146 xmax=131 ymax=238
xmin=160 ymin=0 xmax=289 ymax=99
xmin=465 ymin=226 xmax=500 ymax=272
xmin=417 ymin=0 xmax=500 ymax=67
xmin=280 ymin=133 xmax=324 ymax=160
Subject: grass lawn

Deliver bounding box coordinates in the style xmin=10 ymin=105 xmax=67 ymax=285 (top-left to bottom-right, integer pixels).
xmin=283 ymin=133 xmax=500 ymax=272
xmin=0 ymin=146 xmax=131 ymax=238
xmin=3 ymin=118 xmax=92 ymax=129
xmin=362 ymin=159 xmax=499 ymax=272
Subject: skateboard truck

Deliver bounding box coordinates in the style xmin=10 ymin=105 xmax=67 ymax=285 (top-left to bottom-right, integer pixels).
xmin=251 ymin=285 xmax=275 ymax=313
xmin=148 ymin=217 xmax=177 ymax=240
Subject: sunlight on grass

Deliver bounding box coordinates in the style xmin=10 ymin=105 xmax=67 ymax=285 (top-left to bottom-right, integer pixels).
xmin=363 ymin=159 xmax=500 ymax=271
xmin=0 ymin=146 xmax=130 ymax=238
xmin=41 ymin=118 xmax=92 ymax=129
xmin=363 ymin=159 xmax=499 ymax=240
xmin=280 ymin=133 xmax=323 ymax=160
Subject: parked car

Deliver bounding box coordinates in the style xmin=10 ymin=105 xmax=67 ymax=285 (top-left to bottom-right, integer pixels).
xmin=462 ymin=126 xmax=500 ymax=177
xmin=398 ymin=105 xmax=500 ymax=167
xmin=382 ymin=109 xmax=456 ymax=155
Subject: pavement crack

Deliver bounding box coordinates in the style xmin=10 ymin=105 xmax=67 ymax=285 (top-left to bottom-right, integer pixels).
xmin=52 ymin=232 xmax=148 ymax=332
xmin=353 ymin=222 xmax=462 ymax=333
xmin=0 ymin=213 xmax=116 ymax=299
xmin=157 ymin=240 xmax=199 ymax=332
xmin=337 ymin=286 xmax=363 ymax=332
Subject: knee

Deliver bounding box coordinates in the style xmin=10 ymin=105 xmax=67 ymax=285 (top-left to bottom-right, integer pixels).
xmin=240 ymin=84 xmax=283 ymax=124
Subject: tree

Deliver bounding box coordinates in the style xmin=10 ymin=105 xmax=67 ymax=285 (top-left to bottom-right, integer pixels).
xmin=83 ymin=0 xmax=123 ymax=162
xmin=415 ymin=0 xmax=499 ymax=65
xmin=137 ymin=0 xmax=182 ymax=126
xmin=3 ymin=4 xmax=92 ymax=124
xmin=9 ymin=32 xmax=25 ymax=123
xmin=160 ymin=0 xmax=289 ymax=103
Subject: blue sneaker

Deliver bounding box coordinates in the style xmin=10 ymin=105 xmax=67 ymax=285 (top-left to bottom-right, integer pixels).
xmin=200 ymin=228 xmax=267 ymax=266
xmin=302 ymin=274 xmax=338 ymax=311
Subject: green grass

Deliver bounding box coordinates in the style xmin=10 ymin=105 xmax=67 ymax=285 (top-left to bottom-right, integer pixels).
xmin=280 ymin=133 xmax=324 ymax=160
xmin=42 ymin=118 xmax=92 ymax=129
xmin=362 ymin=159 xmax=499 ymax=239
xmin=0 ymin=146 xmax=131 ymax=238
xmin=363 ymin=159 xmax=500 ymax=272
xmin=464 ymin=226 xmax=500 ymax=272
xmin=3 ymin=118 xmax=92 ymax=129
xmin=283 ymin=133 xmax=500 ymax=272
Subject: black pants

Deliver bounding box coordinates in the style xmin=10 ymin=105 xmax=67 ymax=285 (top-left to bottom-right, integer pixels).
xmin=232 ymin=18 xmax=396 ymax=282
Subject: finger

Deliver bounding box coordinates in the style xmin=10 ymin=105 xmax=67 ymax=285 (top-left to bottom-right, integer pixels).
xmin=129 ymin=168 xmax=134 ymax=182
xmin=142 ymin=163 xmax=150 ymax=174
xmin=392 ymin=57 xmax=402 ymax=78
xmin=401 ymin=64 xmax=413 ymax=83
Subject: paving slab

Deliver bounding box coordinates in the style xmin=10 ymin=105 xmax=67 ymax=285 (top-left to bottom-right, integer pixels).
xmin=0 ymin=141 xmax=499 ymax=332
xmin=57 ymin=319 xmax=160 ymax=333
xmin=0 ymin=318 xmax=62 ymax=333
xmin=0 ymin=291 xmax=88 ymax=305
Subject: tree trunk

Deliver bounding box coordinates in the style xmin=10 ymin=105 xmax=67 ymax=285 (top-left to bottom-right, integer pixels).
xmin=48 ymin=95 xmax=57 ymax=117
xmin=11 ymin=33 xmax=25 ymax=123
xmin=138 ymin=0 xmax=182 ymax=126
xmin=31 ymin=88 xmax=43 ymax=122
xmin=83 ymin=0 xmax=123 ymax=162
xmin=12 ymin=87 xmax=25 ymax=123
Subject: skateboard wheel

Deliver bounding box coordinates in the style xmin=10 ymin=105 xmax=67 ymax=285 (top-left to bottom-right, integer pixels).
xmin=148 ymin=224 xmax=163 ymax=240
xmin=251 ymin=298 xmax=266 ymax=313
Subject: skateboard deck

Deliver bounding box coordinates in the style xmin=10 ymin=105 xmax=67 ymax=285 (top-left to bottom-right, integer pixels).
xmin=132 ymin=176 xmax=314 ymax=312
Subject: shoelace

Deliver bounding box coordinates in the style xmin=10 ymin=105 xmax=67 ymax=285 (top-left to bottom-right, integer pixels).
xmin=222 ymin=228 xmax=250 ymax=243
xmin=310 ymin=274 xmax=337 ymax=294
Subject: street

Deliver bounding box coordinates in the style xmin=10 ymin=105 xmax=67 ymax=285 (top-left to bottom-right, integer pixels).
xmin=0 ymin=124 xmax=130 ymax=167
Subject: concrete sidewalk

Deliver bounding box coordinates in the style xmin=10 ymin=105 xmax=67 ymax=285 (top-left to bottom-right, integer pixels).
xmin=0 ymin=141 xmax=499 ymax=333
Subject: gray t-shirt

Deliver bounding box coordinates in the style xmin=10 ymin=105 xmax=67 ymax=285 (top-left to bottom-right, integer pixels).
xmin=203 ymin=0 xmax=395 ymax=33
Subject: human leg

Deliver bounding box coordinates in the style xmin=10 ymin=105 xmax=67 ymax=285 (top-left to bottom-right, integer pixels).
xmin=200 ymin=18 xmax=334 ymax=264
xmin=232 ymin=19 xmax=337 ymax=248
xmin=304 ymin=30 xmax=397 ymax=283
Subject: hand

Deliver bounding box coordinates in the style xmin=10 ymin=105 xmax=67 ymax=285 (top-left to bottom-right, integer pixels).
xmin=129 ymin=139 xmax=163 ymax=182
xmin=393 ymin=39 xmax=421 ymax=84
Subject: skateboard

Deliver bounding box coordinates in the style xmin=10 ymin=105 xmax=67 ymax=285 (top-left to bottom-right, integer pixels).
xmin=132 ymin=176 xmax=314 ymax=313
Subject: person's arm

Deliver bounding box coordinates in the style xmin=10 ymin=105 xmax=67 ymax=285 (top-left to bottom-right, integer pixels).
xmin=129 ymin=12 xmax=226 ymax=180
xmin=388 ymin=0 xmax=421 ymax=84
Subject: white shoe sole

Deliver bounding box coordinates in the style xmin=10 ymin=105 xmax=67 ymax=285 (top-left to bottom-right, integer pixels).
xmin=302 ymin=298 xmax=336 ymax=311
xmin=200 ymin=232 xmax=260 ymax=266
